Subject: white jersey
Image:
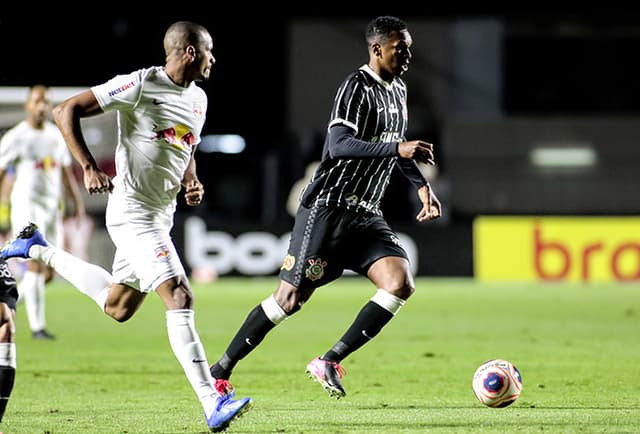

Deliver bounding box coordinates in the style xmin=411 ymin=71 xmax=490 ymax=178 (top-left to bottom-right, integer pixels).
xmin=0 ymin=120 xmax=71 ymax=213
xmin=92 ymin=66 xmax=207 ymax=213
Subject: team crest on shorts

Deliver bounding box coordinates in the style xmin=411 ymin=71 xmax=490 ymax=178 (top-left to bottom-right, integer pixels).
xmin=281 ymin=254 xmax=295 ymax=271
xmin=155 ymin=245 xmax=171 ymax=262
xmin=305 ymin=257 xmax=327 ymax=281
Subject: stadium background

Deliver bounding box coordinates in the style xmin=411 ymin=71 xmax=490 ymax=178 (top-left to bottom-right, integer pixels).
xmin=1 ymin=11 xmax=639 ymax=281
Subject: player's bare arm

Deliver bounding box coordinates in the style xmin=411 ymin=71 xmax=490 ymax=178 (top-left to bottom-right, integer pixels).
xmin=416 ymin=184 xmax=441 ymax=222
xmin=53 ymin=90 xmax=113 ymax=195
xmin=182 ymin=147 xmax=203 ymax=206
xmin=398 ymin=140 xmax=435 ymax=165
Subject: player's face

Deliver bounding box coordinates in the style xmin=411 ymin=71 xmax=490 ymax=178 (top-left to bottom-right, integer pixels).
xmin=379 ymin=30 xmax=413 ymax=78
xmin=25 ymin=88 xmax=52 ymax=126
xmin=194 ymin=32 xmax=216 ymax=81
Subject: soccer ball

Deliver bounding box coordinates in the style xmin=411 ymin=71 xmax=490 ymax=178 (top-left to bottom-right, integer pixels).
xmin=472 ymin=359 xmax=522 ymax=408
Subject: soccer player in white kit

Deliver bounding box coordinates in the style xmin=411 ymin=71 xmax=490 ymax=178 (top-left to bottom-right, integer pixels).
xmin=0 ymin=21 xmax=251 ymax=432
xmin=0 ymin=85 xmax=85 ymax=340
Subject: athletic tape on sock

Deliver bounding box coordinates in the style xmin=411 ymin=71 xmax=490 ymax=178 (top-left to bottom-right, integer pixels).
xmin=0 ymin=344 xmax=16 ymax=368
xmin=260 ymin=295 xmax=288 ymax=324
xmin=371 ymin=289 xmax=406 ymax=315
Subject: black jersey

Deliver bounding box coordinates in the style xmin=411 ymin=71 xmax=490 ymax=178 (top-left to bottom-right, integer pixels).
xmin=0 ymin=258 xmax=17 ymax=310
xmin=300 ymin=65 xmax=409 ymax=215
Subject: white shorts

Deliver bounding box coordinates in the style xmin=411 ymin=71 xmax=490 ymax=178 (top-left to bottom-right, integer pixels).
xmin=11 ymin=202 xmax=63 ymax=248
xmin=106 ymin=194 xmax=185 ymax=293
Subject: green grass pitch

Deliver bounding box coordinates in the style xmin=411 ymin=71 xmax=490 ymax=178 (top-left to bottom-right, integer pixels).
xmin=3 ymin=277 xmax=639 ymax=433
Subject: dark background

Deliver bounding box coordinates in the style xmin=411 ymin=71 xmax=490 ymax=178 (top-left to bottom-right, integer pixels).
xmin=3 ymin=11 xmax=640 ymax=226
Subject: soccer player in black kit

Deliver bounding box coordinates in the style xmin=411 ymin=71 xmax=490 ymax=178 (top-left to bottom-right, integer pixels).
xmin=210 ymin=15 xmax=442 ymax=398
xmin=0 ymin=258 xmax=18 ymax=422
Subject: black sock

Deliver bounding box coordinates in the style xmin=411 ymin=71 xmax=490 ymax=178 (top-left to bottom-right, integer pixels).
xmin=210 ymin=304 xmax=276 ymax=379
xmin=0 ymin=366 xmax=15 ymax=423
xmin=323 ymin=301 xmax=394 ymax=363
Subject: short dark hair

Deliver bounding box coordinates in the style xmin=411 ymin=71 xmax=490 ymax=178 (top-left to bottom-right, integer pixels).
xmin=366 ymin=16 xmax=407 ymax=45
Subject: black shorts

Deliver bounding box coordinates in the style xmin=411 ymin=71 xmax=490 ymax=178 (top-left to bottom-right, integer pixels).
xmin=0 ymin=259 xmax=17 ymax=310
xmin=279 ymin=204 xmax=408 ymax=289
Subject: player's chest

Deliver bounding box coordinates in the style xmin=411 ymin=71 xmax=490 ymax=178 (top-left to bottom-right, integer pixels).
xmin=369 ymin=93 xmax=408 ymax=125
xmin=140 ymin=93 xmax=205 ymax=129
xmin=15 ymin=135 xmax=60 ymax=160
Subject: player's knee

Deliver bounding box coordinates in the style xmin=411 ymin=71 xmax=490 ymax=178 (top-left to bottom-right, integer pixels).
xmin=170 ymin=285 xmax=194 ymax=309
xmin=0 ymin=320 xmax=15 ymax=342
xmin=105 ymin=305 xmax=135 ymax=323
xmin=385 ymin=280 xmax=415 ymax=300
xmin=274 ymin=286 xmax=309 ymax=315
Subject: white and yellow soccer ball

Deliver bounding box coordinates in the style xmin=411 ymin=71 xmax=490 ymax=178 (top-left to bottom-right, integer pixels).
xmin=472 ymin=359 xmax=522 ymax=408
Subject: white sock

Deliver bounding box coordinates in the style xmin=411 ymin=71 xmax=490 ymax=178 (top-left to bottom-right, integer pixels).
xmin=30 ymin=245 xmax=111 ymax=310
xmin=20 ymin=271 xmax=45 ymax=332
xmin=166 ymin=309 xmax=218 ymax=417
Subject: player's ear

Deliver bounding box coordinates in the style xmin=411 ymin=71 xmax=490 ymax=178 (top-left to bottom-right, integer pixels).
xmin=372 ymin=43 xmax=382 ymax=57
xmin=186 ymin=45 xmax=196 ymax=61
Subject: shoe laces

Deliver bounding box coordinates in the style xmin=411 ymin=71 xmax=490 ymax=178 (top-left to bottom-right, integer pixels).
xmin=214 ymin=378 xmax=234 ymax=397
xmin=324 ymin=360 xmax=346 ymax=379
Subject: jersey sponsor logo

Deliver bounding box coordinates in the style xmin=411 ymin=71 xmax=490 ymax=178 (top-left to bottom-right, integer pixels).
xmin=107 ymin=80 xmax=136 ymax=97
xmin=34 ymin=156 xmax=59 ymax=171
xmin=379 ymin=131 xmax=401 ymax=143
xmin=305 ymin=257 xmax=327 ymax=281
xmin=390 ymin=235 xmax=401 ymax=246
xmin=281 ymin=254 xmax=295 ymax=271
xmin=150 ymin=124 xmax=195 ymax=150
xmin=193 ymin=104 xmax=204 ymax=117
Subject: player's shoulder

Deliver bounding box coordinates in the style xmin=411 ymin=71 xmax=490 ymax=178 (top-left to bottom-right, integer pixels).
xmin=0 ymin=120 xmax=27 ymax=143
xmin=135 ymin=66 xmax=165 ymax=84
xmin=349 ymin=67 xmax=373 ymax=85
xmin=190 ymin=83 xmax=208 ymax=102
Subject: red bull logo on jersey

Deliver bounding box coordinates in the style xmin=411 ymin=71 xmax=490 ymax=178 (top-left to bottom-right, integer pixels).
xmin=151 ymin=124 xmax=195 ymax=150
xmin=155 ymin=245 xmax=171 ymax=261
xmin=193 ymin=104 xmax=204 ymax=118
xmin=108 ymin=81 xmax=136 ymax=97
xmin=34 ymin=156 xmax=59 ymax=172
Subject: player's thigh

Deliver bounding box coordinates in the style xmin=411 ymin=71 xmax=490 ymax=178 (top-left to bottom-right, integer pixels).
xmin=345 ymin=215 xmax=413 ymax=292
xmin=108 ymin=216 xmax=185 ymax=293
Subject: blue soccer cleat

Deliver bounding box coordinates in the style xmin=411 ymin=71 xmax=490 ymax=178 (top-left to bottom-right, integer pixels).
xmin=206 ymin=394 xmax=253 ymax=432
xmin=0 ymin=222 xmax=48 ymax=259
